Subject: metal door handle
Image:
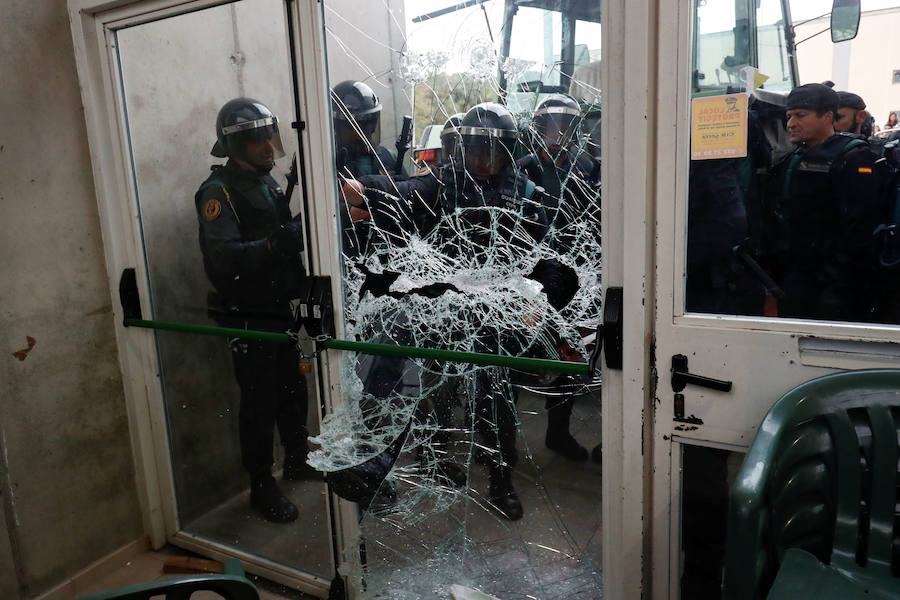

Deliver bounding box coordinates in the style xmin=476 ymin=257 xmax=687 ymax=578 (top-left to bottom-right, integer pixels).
xmin=671 ymin=354 xmax=732 ymax=392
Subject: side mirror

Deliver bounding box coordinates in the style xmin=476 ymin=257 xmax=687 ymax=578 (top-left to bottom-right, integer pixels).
xmin=831 ymin=0 xmax=861 ymax=43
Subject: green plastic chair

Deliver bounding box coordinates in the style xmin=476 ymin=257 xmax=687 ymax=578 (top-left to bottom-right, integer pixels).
xmin=723 ymin=369 xmax=900 ymax=600
xmin=76 ymin=558 xmax=259 ymax=600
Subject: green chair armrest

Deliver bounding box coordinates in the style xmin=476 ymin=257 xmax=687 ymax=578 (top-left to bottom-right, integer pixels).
xmin=76 ymin=558 xmax=258 ymax=600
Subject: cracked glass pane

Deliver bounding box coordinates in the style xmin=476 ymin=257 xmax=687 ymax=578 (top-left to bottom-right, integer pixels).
xmin=311 ymin=1 xmax=604 ymax=597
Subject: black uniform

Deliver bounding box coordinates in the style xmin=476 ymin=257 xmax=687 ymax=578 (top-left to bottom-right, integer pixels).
xmin=195 ymin=159 xmax=309 ymax=481
xmin=517 ymin=151 xmax=600 ymax=253
xmin=774 ymin=133 xmax=881 ymax=321
xmin=359 ymin=164 xmax=549 ymax=478
xmin=337 ymin=145 xmax=406 ymax=258
xmin=517 ymin=151 xmax=598 ymax=460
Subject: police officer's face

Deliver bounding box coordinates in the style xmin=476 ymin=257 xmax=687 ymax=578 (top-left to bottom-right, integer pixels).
xmin=834 ymin=107 xmax=863 ymax=134
xmin=335 ymin=118 xmax=377 ymax=154
xmin=465 ymin=146 xmax=507 ymax=178
xmin=786 ymin=109 xmax=834 ymax=146
xmin=243 ymin=137 xmax=276 ymax=168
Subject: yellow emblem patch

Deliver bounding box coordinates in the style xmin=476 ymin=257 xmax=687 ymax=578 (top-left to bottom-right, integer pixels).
xmin=203 ymin=198 xmax=222 ymax=221
xmin=858 ymin=167 xmax=873 ymax=174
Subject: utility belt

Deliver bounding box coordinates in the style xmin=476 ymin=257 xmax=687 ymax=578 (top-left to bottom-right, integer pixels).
xmin=207 ymin=276 xmax=335 ymax=338
xmin=206 ymin=292 xmax=291 ymax=332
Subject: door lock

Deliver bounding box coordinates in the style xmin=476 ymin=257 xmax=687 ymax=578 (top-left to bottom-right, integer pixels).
xmin=670 ymin=354 xmax=732 ymax=393
xmin=588 ymin=287 xmax=624 ymax=372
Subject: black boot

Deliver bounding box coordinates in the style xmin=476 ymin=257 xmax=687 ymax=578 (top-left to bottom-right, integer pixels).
xmin=545 ymin=398 xmax=588 ymax=462
xmin=416 ymin=439 xmax=467 ymax=488
xmin=488 ymin=466 xmax=523 ymax=521
xmin=250 ymin=475 xmax=299 ymax=523
xmin=283 ymin=447 xmax=321 ymax=481
xmin=436 ymin=459 xmax=468 ymax=488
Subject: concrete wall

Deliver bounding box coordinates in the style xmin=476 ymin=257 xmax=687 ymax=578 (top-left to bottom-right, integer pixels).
xmin=796 ymin=7 xmax=900 ymax=128
xmin=324 ymin=0 xmax=411 ymax=156
xmin=0 ymin=1 xmax=144 ymax=597
xmin=0 ymin=0 xmax=409 ymax=595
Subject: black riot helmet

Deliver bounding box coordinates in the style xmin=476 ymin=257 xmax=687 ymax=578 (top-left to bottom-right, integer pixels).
xmin=452 ymin=102 xmax=518 ymax=178
xmin=211 ymin=98 xmax=285 ymax=166
xmin=331 ymin=80 xmax=382 ymax=153
xmin=532 ymin=93 xmax=581 ymax=157
xmin=440 ymin=112 xmax=465 ymax=162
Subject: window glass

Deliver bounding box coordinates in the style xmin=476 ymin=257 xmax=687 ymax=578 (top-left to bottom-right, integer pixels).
xmin=686 ymin=0 xmax=900 ymax=325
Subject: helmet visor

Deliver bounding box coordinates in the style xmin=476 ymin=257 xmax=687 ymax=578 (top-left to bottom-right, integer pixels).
xmin=453 ymin=128 xmax=515 ymax=177
xmin=334 ymin=115 xmax=381 ymax=153
xmin=223 ymin=117 xmax=286 ymax=160
xmin=440 ymin=129 xmax=461 ymax=162
xmin=534 ymin=109 xmax=580 ymax=151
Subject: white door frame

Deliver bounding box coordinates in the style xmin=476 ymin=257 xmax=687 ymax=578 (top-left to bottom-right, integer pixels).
xmin=600 ymin=0 xmax=657 ymax=597
xmin=289 ymin=0 xmax=360 ymax=582
xmin=67 ymin=0 xmax=346 ymax=595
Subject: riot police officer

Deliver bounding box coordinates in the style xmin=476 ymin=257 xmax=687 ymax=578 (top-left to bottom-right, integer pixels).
xmin=195 ymin=98 xmax=314 ymax=523
xmin=517 ymin=93 xmax=597 ymax=462
xmin=341 ymin=102 xmax=552 ymax=520
xmin=439 ymin=112 xmax=465 ymax=165
xmin=332 ymin=80 xmax=407 ymax=258
xmin=518 ymin=93 xmax=598 ymax=233
xmin=774 ymin=83 xmax=881 ymax=321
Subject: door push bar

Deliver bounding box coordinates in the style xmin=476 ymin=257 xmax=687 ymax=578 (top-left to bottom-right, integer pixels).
xmin=118 ymin=269 xmax=593 ymax=376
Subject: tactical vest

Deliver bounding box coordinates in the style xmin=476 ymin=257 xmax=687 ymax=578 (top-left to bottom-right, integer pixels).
xmin=781 ymin=134 xmax=868 ymax=261
xmin=195 ymin=165 xmax=289 ymax=239
xmin=436 ymin=167 xmax=543 ymax=253
xmin=344 ymin=146 xmax=397 ymax=177
xmin=338 ymin=146 xmax=398 ymax=259
xmin=195 ymin=164 xmax=300 ymax=312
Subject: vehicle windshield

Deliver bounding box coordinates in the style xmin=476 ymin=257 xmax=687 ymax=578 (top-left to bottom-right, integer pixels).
xmin=505 ymin=6 xmax=602 ymax=112
xmin=693 ymin=0 xmax=793 ymax=94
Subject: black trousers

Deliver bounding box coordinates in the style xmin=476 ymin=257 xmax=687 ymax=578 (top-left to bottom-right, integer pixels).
xmin=229 ymin=337 xmax=308 ymax=479
xmin=472 ymin=368 xmax=519 ymax=469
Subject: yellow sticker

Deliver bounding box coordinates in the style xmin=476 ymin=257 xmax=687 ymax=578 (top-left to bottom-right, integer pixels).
xmin=858 ymin=167 xmax=873 ymax=174
xmin=691 ymin=93 xmax=749 ymax=161
xmin=203 ymin=198 xmax=222 ymax=221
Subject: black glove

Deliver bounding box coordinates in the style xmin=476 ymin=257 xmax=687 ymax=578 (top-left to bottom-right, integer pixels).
xmin=268 ymin=221 xmax=303 ymax=257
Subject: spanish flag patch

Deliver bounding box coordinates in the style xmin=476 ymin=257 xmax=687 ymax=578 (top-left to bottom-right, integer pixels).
xmin=858 ymin=167 xmax=873 ymax=174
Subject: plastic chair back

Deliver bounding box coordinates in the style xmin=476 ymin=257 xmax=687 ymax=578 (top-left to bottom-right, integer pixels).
xmin=722 ymin=369 xmax=900 ymax=600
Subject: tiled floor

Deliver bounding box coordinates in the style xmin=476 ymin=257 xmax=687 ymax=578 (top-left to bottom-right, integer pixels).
xmin=79 ymin=391 xmax=602 ymax=600
xmin=319 ymin=388 xmax=603 ymax=599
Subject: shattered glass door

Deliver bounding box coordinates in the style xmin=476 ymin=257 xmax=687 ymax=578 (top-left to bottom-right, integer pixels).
xmin=310 ymin=1 xmax=605 ymax=597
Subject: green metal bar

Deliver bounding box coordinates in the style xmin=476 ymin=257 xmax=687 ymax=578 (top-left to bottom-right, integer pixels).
xmin=125 ymin=318 xmax=591 ymax=375
xmin=320 ymin=338 xmax=590 ymax=375
xmin=126 ymin=318 xmax=292 ymax=343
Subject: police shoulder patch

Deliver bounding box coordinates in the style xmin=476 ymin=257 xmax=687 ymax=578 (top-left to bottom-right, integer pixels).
xmin=203 ymin=198 xmax=222 ymax=221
